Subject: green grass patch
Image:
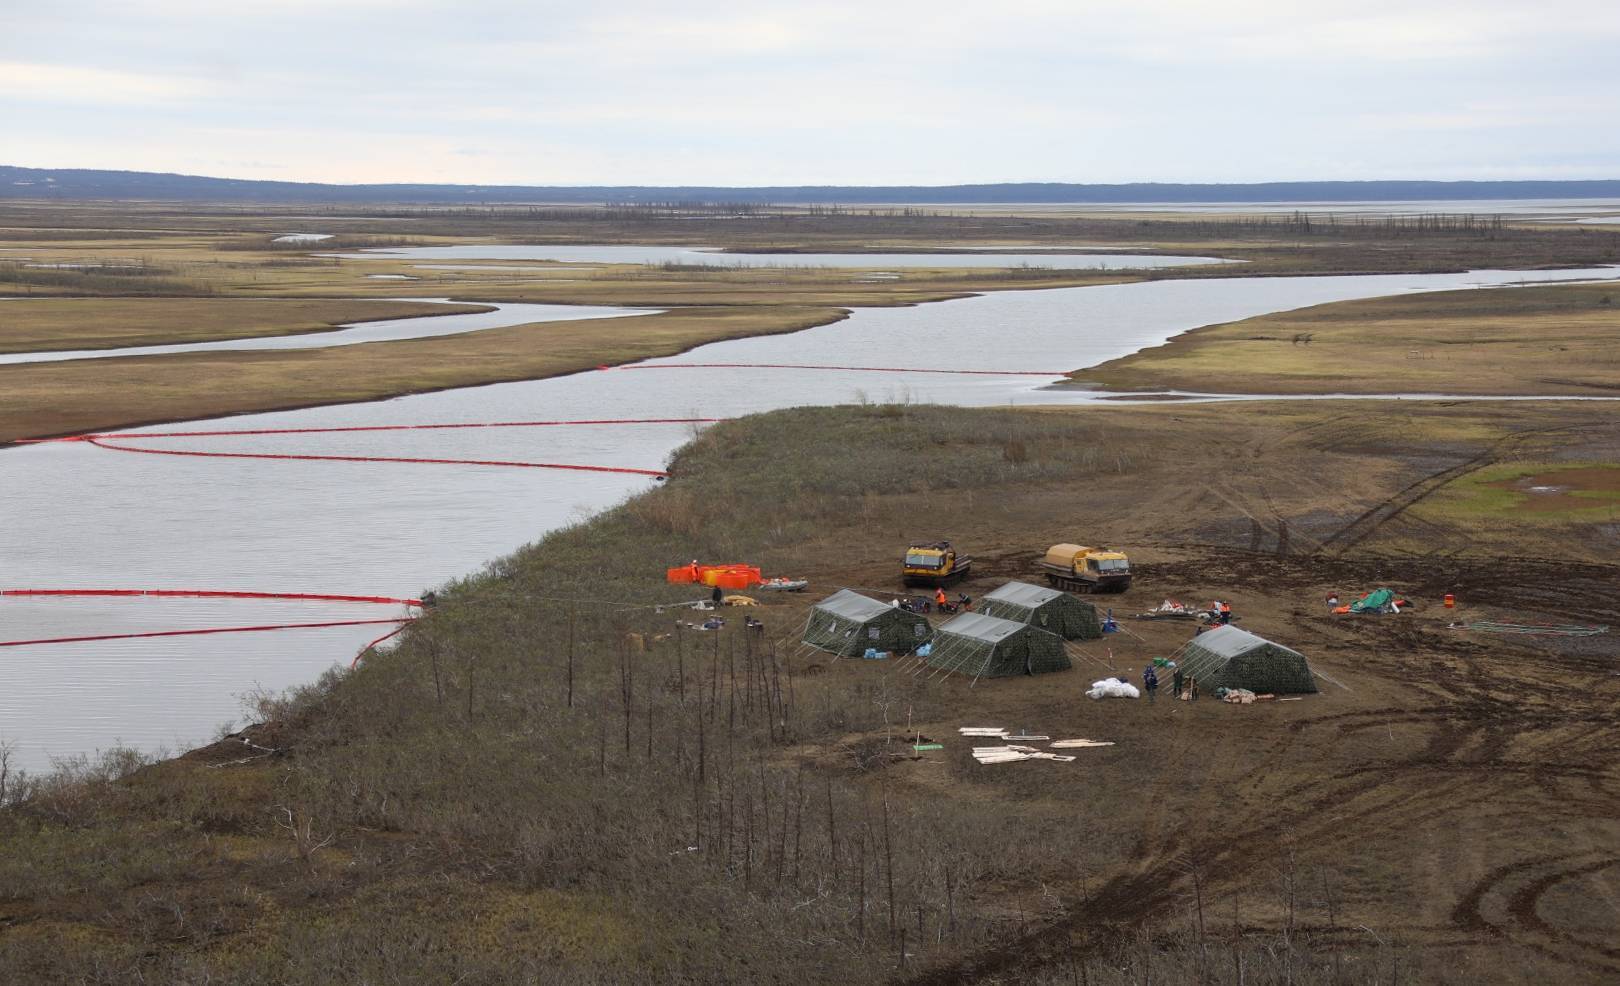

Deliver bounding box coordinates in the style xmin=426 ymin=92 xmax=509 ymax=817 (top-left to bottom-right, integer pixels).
xmin=1420 ymin=460 xmax=1620 ymax=522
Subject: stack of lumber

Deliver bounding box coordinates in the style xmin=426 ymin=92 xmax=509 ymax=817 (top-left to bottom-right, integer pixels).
xmin=971 ymin=745 xmax=1077 ymax=764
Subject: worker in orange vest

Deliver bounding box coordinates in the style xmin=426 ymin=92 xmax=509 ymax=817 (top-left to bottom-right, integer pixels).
xmin=688 ymin=559 xmax=701 ymax=582
xmin=934 ymin=586 xmax=948 ymax=608
xmin=1219 ymin=601 xmax=1232 ymax=624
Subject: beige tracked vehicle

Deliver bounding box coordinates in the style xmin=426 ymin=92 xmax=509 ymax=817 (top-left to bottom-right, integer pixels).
xmin=1038 ymin=543 xmax=1131 ymax=593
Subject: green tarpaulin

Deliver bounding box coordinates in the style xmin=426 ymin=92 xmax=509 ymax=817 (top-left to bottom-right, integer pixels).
xmin=1350 ymin=588 xmax=1397 ymax=614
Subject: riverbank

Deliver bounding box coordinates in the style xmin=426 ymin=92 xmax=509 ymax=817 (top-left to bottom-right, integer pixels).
xmin=1068 ymin=280 xmax=1620 ymax=396
xmin=0 ymin=298 xmax=494 ymax=355
xmin=3 ymin=399 xmax=1616 ymax=984
xmin=6 ymin=199 xmax=1620 ymax=446
xmin=0 ymin=305 xmax=844 ymax=442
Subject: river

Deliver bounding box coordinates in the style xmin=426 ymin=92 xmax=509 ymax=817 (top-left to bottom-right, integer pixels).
xmin=2 ymin=264 xmax=1617 ymax=769
xmin=0 ymin=300 xmax=654 ymax=366
xmin=328 ymin=244 xmax=1235 ymax=269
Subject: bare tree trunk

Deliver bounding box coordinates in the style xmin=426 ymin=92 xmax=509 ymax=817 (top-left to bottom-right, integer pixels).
xmin=1191 ymin=859 xmax=1209 ymax=982
xmin=792 ymin=766 xmax=805 ymax=882
xmin=882 ymin=783 xmax=897 ymax=938
xmin=1231 ymin=890 xmax=1244 ymax=986
xmin=566 ymin=607 xmax=576 ymax=709
xmin=1322 ymin=869 xmax=1341 ymax=985
xmin=826 ymin=777 xmax=839 ymax=879
xmin=429 ymin=641 xmax=444 ymax=711
xmin=857 ymin=821 xmax=868 ymax=944
xmin=676 ymin=622 xmax=686 ymax=703
xmin=1284 ymin=847 xmax=1298 ymax=986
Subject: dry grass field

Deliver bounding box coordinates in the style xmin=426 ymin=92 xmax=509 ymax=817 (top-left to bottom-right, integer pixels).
xmin=0 ymin=298 xmax=489 ymax=353
xmin=1076 ymin=281 xmax=1620 ymax=396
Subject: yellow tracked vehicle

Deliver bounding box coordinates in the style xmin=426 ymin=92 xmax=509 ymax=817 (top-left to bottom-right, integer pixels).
xmin=902 ymin=541 xmax=972 ymax=587
xmin=1038 ymin=543 xmax=1131 ymax=593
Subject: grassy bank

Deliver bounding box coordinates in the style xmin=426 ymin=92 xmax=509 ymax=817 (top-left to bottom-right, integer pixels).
xmin=1072 ymin=281 xmax=1620 ymax=395
xmin=0 ymin=305 xmax=844 ymax=442
xmin=3 ymin=400 xmax=1618 ymax=983
xmin=0 ymin=298 xmax=491 ymax=354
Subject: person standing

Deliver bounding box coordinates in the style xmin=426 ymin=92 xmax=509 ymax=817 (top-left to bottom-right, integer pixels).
xmin=1171 ymin=666 xmax=1185 ymax=700
xmin=1143 ymin=665 xmax=1159 ymax=703
xmin=1189 ymin=676 xmax=1200 ymax=701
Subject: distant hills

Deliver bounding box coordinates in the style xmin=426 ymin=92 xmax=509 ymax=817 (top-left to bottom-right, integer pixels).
xmin=5 ymin=165 xmax=1620 ymax=205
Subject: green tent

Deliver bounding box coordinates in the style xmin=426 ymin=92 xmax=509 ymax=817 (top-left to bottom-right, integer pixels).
xmin=1350 ymin=588 xmax=1398 ymax=614
xmin=1178 ymin=625 xmax=1317 ymax=694
xmin=923 ymin=612 xmax=1071 ymax=679
xmin=803 ymin=589 xmax=933 ymax=657
xmin=977 ymin=581 xmax=1102 ymax=640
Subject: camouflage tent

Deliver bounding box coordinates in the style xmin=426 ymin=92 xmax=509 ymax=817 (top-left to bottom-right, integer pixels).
xmin=923 ymin=612 xmax=1071 ymax=679
xmin=803 ymin=589 xmax=933 ymax=657
xmin=1178 ymin=625 xmax=1317 ymax=694
xmin=978 ymin=581 xmax=1102 ymax=640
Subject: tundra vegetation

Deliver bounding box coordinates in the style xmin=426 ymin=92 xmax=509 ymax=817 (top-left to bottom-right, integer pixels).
xmin=3 ymin=399 xmax=1619 ymax=984
xmin=1 ymin=201 xmax=1618 ymax=983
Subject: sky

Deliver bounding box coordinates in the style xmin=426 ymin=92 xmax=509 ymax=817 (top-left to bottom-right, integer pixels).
xmin=5 ymin=0 xmax=1620 ymax=186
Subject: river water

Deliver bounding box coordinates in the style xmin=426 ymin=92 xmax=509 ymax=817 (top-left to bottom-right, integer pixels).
xmin=0 ymin=300 xmax=653 ymax=366
xmin=331 ymin=244 xmax=1234 ymax=269
xmin=2 ymin=264 xmax=1616 ymax=769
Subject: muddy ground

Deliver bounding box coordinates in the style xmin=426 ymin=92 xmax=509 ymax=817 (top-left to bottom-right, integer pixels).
xmin=718 ymin=400 xmax=1620 ymax=983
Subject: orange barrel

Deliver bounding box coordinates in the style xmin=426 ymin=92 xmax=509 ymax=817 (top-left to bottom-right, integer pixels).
xmin=1443 ymin=593 xmax=1455 ymax=609
xmin=667 ymin=566 xmax=697 ymax=584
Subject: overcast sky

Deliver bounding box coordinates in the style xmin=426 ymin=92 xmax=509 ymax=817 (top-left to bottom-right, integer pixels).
xmin=6 ymin=0 xmax=1619 ymax=186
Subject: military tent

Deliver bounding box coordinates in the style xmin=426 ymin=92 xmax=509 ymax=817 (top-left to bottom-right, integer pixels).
xmin=978 ymin=581 xmax=1102 ymax=640
xmin=1178 ymin=625 xmax=1317 ymax=694
xmin=802 ymin=589 xmax=932 ymax=657
xmin=923 ymin=612 xmax=1071 ymax=679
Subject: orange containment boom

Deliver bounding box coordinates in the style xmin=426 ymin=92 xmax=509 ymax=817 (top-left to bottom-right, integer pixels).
xmin=666 ymin=564 xmax=762 ymax=588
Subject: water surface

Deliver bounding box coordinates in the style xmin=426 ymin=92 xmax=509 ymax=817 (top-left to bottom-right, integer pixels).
xmin=335 ymin=244 xmax=1234 ymax=269
xmin=1 ymin=299 xmax=653 ymax=366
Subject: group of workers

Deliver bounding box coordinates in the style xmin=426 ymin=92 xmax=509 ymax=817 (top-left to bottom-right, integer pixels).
xmin=1140 ymin=663 xmax=1201 ymax=703
xmin=895 ymin=588 xmax=973 ymax=614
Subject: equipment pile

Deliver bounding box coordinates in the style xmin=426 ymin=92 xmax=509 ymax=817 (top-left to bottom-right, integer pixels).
xmin=957 ymin=726 xmax=1113 ymax=765
xmin=1086 ymin=677 xmax=1141 ymax=699
xmin=1134 ymin=599 xmax=1200 ymax=620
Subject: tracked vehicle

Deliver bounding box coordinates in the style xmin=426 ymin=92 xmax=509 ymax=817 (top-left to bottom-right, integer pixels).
xmin=902 ymin=541 xmax=972 ymax=587
xmin=1038 ymin=543 xmax=1131 ymax=593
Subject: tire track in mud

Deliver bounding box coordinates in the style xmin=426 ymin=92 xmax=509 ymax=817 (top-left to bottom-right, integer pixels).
xmin=904 ymin=551 xmax=1620 ymax=985
xmin=1453 ymin=854 xmax=1620 ymax=973
xmin=1313 ymin=425 xmax=1579 ymax=557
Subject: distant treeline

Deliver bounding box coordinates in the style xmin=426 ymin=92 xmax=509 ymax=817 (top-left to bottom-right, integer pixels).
xmin=5 ymin=164 xmax=1620 ymax=205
